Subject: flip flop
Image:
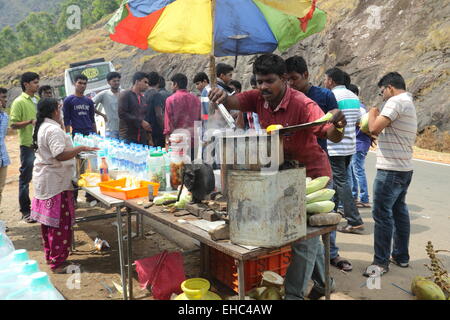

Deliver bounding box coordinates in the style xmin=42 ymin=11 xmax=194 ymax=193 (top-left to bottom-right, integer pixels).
xmin=356 ymin=202 xmax=371 ymax=208
xmin=330 ymin=256 xmax=353 ymax=272
xmin=51 ymin=262 xmax=81 ymax=274
xmin=337 ymin=224 xmax=365 ymax=234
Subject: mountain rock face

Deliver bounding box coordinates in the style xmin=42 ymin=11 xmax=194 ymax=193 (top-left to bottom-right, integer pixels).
xmin=0 ymin=0 xmax=64 ymax=29
xmin=1 ymin=0 xmax=449 ymax=132
xmin=139 ymin=0 xmax=450 ymax=131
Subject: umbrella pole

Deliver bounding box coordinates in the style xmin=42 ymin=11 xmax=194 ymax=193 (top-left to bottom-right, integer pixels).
xmin=207 ymin=0 xmax=227 ymax=196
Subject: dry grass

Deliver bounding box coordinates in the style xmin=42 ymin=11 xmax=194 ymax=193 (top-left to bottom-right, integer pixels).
xmin=416 ymin=126 xmax=450 ymax=153
xmin=414 ymin=21 xmax=450 ymax=54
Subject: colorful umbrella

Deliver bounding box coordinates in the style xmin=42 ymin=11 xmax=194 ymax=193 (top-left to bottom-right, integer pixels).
xmin=107 ymin=0 xmax=327 ymax=57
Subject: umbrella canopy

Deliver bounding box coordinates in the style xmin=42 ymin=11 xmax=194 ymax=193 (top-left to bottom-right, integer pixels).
xmin=107 ymin=0 xmax=326 ymax=56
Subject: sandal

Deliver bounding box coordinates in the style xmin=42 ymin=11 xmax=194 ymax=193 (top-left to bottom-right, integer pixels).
xmin=330 ymin=256 xmax=353 ymax=272
xmin=363 ymin=264 xmax=389 ymax=277
xmin=337 ymin=224 xmax=365 ymax=234
xmin=51 ymin=262 xmax=81 ymax=274
xmin=356 ymin=202 xmax=371 ymax=208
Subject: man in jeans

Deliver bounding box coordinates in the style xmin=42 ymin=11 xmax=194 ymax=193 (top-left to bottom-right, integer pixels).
xmin=324 ymin=68 xmax=365 ymax=234
xmin=286 ymin=56 xmax=352 ymax=273
xmin=364 ymin=72 xmax=417 ymax=276
xmin=208 ymin=54 xmax=347 ymax=300
xmin=347 ymin=84 xmax=371 ymax=208
xmin=10 ymin=72 xmax=40 ymax=223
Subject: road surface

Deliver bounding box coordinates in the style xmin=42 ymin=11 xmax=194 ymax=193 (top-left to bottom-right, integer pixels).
xmin=330 ymin=152 xmax=450 ymax=300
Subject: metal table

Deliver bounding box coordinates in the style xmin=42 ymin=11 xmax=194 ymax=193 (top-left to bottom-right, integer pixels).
xmin=124 ymin=197 xmax=336 ymax=300
xmin=76 ymin=187 xmax=129 ymax=300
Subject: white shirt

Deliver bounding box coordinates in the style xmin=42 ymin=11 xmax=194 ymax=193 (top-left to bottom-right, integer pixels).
xmin=376 ymin=92 xmax=417 ymax=171
xmin=33 ymin=118 xmax=75 ymax=199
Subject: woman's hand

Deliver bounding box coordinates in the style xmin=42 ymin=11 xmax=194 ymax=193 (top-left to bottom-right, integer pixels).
xmin=81 ymin=146 xmax=100 ymax=152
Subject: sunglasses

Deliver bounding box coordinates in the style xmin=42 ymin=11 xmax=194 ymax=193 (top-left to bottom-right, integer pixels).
xmin=378 ymin=86 xmax=389 ymax=97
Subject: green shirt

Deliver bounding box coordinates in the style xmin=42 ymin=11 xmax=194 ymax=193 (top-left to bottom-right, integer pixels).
xmin=10 ymin=92 xmax=39 ymax=147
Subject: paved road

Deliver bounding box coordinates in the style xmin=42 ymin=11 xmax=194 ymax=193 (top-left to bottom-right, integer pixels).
xmin=331 ymin=152 xmax=450 ymax=300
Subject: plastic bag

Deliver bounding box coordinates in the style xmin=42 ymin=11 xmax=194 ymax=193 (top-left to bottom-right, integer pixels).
xmin=134 ymin=251 xmax=185 ymax=300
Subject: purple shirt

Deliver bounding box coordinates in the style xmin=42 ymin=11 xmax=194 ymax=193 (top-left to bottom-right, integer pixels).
xmin=356 ymin=104 xmax=371 ymax=153
xmin=63 ymin=95 xmax=95 ymax=135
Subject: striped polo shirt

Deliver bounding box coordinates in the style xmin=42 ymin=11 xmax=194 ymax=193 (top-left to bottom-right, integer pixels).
xmin=377 ymin=92 xmax=417 ymax=171
xmin=327 ymin=85 xmax=361 ymax=156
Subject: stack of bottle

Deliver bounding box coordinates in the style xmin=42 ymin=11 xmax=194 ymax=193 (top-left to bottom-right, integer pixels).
xmin=73 ymin=133 xmax=178 ymax=192
xmin=0 ymin=222 xmax=64 ymax=300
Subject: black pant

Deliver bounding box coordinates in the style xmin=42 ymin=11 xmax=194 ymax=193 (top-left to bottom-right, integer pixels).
xmin=19 ymin=146 xmax=35 ymax=217
xmin=329 ymin=155 xmax=364 ymax=226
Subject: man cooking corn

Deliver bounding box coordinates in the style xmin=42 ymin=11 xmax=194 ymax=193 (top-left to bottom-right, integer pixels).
xmin=208 ymin=53 xmax=346 ymax=300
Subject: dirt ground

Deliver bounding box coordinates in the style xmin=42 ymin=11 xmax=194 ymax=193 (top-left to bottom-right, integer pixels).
xmin=2 ymin=133 xmax=449 ymax=300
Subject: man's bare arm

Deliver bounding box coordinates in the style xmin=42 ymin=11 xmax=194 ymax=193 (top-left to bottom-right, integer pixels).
xmin=208 ymin=88 xmax=242 ymax=111
xmin=11 ymin=120 xmax=35 ymax=129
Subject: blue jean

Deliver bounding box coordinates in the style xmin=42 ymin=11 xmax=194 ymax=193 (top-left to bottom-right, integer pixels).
xmin=349 ymin=151 xmax=369 ymax=203
xmin=329 ymin=155 xmax=364 ymax=226
xmin=285 ymin=237 xmax=334 ymax=299
xmin=105 ymin=130 xmax=119 ymax=139
xmin=372 ymin=169 xmax=413 ymax=267
xmin=19 ymin=146 xmax=35 ymax=217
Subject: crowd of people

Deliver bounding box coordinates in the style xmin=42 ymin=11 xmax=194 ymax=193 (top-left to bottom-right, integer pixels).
xmin=0 ymin=53 xmax=417 ymax=296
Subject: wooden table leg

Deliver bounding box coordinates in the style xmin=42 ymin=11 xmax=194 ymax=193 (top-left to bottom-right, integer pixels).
xmin=116 ymin=206 xmax=128 ymax=300
xmin=139 ymin=212 xmax=144 ymax=239
xmin=127 ymin=208 xmax=133 ymax=300
xmin=71 ymin=229 xmax=75 ymax=252
xmin=322 ymin=233 xmax=331 ymax=300
xmin=236 ymin=259 xmax=245 ymax=300
xmin=200 ymin=243 xmax=210 ymax=278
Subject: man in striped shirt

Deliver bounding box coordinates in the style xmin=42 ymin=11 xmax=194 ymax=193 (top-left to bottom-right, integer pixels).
xmin=324 ymin=68 xmax=365 ymax=233
xmin=364 ymin=72 xmax=417 ymax=276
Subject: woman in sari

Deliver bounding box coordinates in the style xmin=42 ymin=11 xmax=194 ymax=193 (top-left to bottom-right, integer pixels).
xmin=30 ymin=98 xmax=97 ymax=273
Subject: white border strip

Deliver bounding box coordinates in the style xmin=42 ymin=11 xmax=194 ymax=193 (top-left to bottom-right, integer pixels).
xmin=368 ymin=150 xmax=450 ymax=167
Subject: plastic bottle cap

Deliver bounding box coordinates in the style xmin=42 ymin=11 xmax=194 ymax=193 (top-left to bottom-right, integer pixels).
xmin=150 ymin=152 xmax=163 ymax=157
xmin=12 ymin=249 xmax=29 ymax=263
xmin=30 ymin=272 xmax=51 ymax=288
xmin=21 ymin=260 xmax=39 ymax=275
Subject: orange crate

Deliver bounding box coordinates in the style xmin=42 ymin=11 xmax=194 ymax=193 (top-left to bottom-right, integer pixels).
xmin=209 ymin=246 xmax=292 ymax=293
xmin=99 ymin=178 xmax=159 ymax=200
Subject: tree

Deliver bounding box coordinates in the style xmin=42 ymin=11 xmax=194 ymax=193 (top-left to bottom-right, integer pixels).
xmin=16 ymin=12 xmax=61 ymax=57
xmin=91 ymin=0 xmax=121 ymax=24
xmin=0 ymin=26 xmax=23 ymax=68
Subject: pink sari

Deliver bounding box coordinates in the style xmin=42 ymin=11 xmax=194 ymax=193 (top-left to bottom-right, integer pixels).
xmin=31 ymin=191 xmax=75 ymax=270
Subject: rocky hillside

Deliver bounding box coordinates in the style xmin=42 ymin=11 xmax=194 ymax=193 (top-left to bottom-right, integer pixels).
xmin=0 ymin=0 xmax=449 ymax=135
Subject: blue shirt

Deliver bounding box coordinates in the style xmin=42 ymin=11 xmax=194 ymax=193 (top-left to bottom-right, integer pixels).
xmin=356 ymin=104 xmax=371 ymax=153
xmin=0 ymin=112 xmax=11 ymax=167
xmin=63 ymin=95 xmax=96 ymax=135
xmin=305 ymin=86 xmax=338 ymax=152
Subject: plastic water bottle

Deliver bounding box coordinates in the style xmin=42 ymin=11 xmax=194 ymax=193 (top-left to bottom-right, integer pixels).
xmin=0 ymin=260 xmax=40 ymax=298
xmin=5 ymin=272 xmax=64 ymax=300
xmin=0 ymin=232 xmax=14 ymax=259
xmin=0 ymin=249 xmax=29 ymax=269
